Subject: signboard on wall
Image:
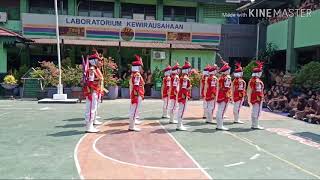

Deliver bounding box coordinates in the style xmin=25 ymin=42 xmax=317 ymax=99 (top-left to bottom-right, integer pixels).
xmin=22 ymin=13 xmax=221 ymax=45
xmin=0 ymin=12 xmax=7 ymax=22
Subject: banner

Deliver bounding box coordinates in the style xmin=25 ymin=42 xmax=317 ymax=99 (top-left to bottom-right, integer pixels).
xmin=22 ymin=13 xmax=221 ymax=45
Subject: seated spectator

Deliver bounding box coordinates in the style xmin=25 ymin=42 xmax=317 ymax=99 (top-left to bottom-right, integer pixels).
xmin=292 ymin=96 xmax=308 ymax=119
xmin=285 ymin=96 xmax=299 ymax=114
xmin=267 ymin=91 xmax=280 ymax=111
xmin=295 ymin=99 xmax=316 ymax=120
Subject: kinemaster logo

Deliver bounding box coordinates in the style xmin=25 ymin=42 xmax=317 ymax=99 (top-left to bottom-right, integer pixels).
xmin=223 ymin=8 xmax=313 ymax=18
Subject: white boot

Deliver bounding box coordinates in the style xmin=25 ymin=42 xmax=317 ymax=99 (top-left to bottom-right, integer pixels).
xmin=94 ymin=119 xmax=103 ymax=125
xmin=251 ymin=118 xmax=264 ymax=130
xmin=205 ymin=110 xmax=215 ymax=124
xmin=96 ymin=116 xmax=102 ymax=119
xmin=234 ymin=114 xmax=244 ymax=124
xmin=216 ymin=114 xmax=229 ymax=131
xmin=169 ymin=110 xmax=177 ymax=124
xmin=176 ymin=117 xmax=187 ymax=131
xmin=129 ymin=118 xmax=140 ymax=131
xmin=86 ymin=122 xmax=99 ymax=133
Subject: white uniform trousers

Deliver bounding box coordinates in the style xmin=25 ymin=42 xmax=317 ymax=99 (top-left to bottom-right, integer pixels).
xmin=203 ymin=100 xmax=207 ymax=118
xmin=233 ymin=100 xmax=243 ymax=123
xmin=216 ymin=101 xmax=229 ymax=129
xmin=129 ymin=96 xmax=142 ymax=129
xmin=177 ymin=102 xmax=188 ymax=128
xmin=162 ymin=97 xmax=170 ymax=117
xmin=168 ymin=99 xmax=178 ymax=123
xmin=95 ymin=94 xmax=101 ymax=119
xmin=85 ymin=91 xmax=98 ymax=125
xmin=206 ymin=100 xmax=216 ymax=123
xmin=251 ymin=102 xmax=262 ymax=128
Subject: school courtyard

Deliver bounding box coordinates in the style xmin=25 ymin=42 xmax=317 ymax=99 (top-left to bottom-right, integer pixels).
xmin=0 ymin=99 xmax=319 ymax=179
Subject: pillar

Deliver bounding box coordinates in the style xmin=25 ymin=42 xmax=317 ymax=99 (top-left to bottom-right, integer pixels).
xmin=20 ymin=46 xmax=30 ymax=66
xmin=20 ymin=0 xmax=29 ymax=14
xmin=197 ymin=3 xmax=204 ymax=23
xmin=286 ymin=16 xmax=297 ymax=73
xmin=0 ymin=41 xmax=8 ymax=73
xmin=114 ymin=0 xmax=121 ymax=18
xmin=68 ymin=0 xmax=76 ymax=16
xmin=156 ymin=0 xmax=163 ymax=21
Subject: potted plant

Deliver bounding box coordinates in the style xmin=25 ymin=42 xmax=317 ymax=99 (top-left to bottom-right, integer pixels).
xmin=12 ymin=64 xmax=29 ymax=97
xmin=190 ymin=69 xmax=201 ymax=100
xmin=62 ymin=65 xmax=83 ymax=99
xmin=103 ymin=57 xmax=119 ymax=100
xmin=120 ymin=77 xmax=130 ymax=98
xmin=151 ymin=67 xmax=163 ymax=98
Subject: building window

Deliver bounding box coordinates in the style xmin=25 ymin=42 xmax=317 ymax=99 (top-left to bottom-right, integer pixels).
xmin=121 ymin=3 xmax=156 ymax=20
xmin=29 ymin=0 xmax=68 ymax=15
xmin=0 ymin=0 xmax=20 ymax=20
xmin=78 ymin=0 xmax=114 ymax=17
xmin=163 ymin=6 xmax=196 ymax=22
xmin=198 ymin=57 xmax=201 ymax=70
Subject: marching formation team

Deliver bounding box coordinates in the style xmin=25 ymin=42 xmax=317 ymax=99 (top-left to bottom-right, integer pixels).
xmin=82 ymin=50 xmax=265 ymax=133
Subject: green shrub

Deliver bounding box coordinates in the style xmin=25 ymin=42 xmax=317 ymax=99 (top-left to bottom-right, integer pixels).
xmin=190 ymin=69 xmax=201 ymax=87
xmin=243 ymin=61 xmax=257 ymax=82
xmin=120 ymin=77 xmax=130 ymax=88
xmin=293 ymin=61 xmax=320 ymax=91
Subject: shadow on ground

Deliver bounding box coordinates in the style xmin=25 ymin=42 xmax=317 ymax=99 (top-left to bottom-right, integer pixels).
xmin=47 ymin=130 xmax=84 ymax=137
xmin=62 ymin=118 xmax=83 ymax=122
xmin=293 ymin=132 xmax=320 ymax=144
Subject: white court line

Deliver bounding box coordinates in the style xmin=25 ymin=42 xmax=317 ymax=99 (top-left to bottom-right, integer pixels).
xmin=158 ymin=121 xmax=213 ymax=179
xmin=250 ymin=153 xmax=260 ymax=160
xmin=74 ymin=134 xmax=87 ymax=180
xmin=224 ymin=162 xmax=245 ymax=167
xmin=40 ymin=107 xmax=50 ymax=111
xmin=0 ymin=108 xmax=33 ymax=110
xmin=224 ymin=131 xmax=320 ymax=179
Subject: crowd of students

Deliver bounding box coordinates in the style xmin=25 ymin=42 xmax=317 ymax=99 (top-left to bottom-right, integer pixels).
xmin=262 ymin=70 xmax=320 ymax=124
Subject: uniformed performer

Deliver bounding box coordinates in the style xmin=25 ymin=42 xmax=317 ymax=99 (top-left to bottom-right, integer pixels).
xmin=128 ymin=55 xmax=145 ymax=131
xmin=168 ymin=63 xmax=180 ymax=124
xmin=204 ymin=64 xmax=218 ymax=124
xmin=161 ymin=65 xmax=172 ymax=118
xmin=88 ymin=49 xmax=104 ymax=125
xmin=232 ymin=62 xmax=246 ymax=124
xmin=177 ymin=61 xmax=192 ymax=131
xmin=83 ymin=62 xmax=103 ymax=133
xmin=201 ymin=65 xmax=210 ymax=119
xmin=216 ymin=60 xmax=232 ymax=131
xmin=247 ymin=61 xmax=265 ymax=130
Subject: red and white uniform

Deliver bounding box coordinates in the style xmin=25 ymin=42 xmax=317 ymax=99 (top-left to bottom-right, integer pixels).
xmin=201 ymin=65 xmax=210 ymax=118
xmin=248 ymin=61 xmax=265 ymax=129
xmin=204 ymin=65 xmax=218 ymax=123
xmin=128 ymin=55 xmax=145 ymax=131
xmin=168 ymin=63 xmax=180 ymax=124
xmin=232 ymin=62 xmax=246 ymax=124
xmin=177 ymin=61 xmax=192 ymax=131
xmin=162 ymin=65 xmax=171 ymax=118
xmin=83 ymin=64 xmax=103 ymax=133
xmin=216 ymin=61 xmax=232 ymax=130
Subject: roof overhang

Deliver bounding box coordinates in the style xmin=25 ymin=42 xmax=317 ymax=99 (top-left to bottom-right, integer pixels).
xmin=30 ymin=38 xmax=219 ymax=51
xmin=0 ymin=27 xmax=33 ymax=44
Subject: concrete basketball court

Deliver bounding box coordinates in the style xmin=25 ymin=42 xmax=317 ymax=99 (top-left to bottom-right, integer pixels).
xmin=0 ymin=99 xmax=319 ymax=179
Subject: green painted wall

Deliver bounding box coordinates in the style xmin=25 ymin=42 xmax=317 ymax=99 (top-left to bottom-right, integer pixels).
xmin=0 ymin=20 xmax=21 ymax=32
xmin=163 ymin=0 xmax=197 ymax=7
xmin=68 ymin=0 xmax=76 ymax=16
xmin=121 ymin=0 xmax=156 ymax=4
xmin=267 ymin=19 xmax=288 ymax=50
xmin=0 ymin=41 xmax=8 ymax=73
xmin=156 ymin=0 xmax=164 ymax=21
xmin=203 ymin=18 xmax=225 ymax=24
xmin=294 ymin=9 xmax=320 ymax=48
xmin=114 ymin=0 xmax=121 ymax=18
xmin=150 ymin=49 xmax=216 ymax=72
xmin=20 ymin=0 xmax=29 ymax=14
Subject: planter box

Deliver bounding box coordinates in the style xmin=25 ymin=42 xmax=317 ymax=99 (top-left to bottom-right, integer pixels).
xmin=107 ymin=86 xmax=119 ymax=100
xmin=71 ymin=87 xmax=83 ymax=101
xmin=64 ymin=87 xmax=72 ymax=98
xmin=151 ymin=88 xmax=161 ymax=98
xmin=121 ymin=88 xmax=130 ymax=98
xmin=47 ymin=87 xmax=57 ymax=98
xmin=37 ymin=90 xmax=48 ymax=100
xmin=191 ymin=87 xmax=200 ymax=100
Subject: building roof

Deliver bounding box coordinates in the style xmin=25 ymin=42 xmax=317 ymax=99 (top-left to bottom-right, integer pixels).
xmin=30 ymin=38 xmax=219 ymax=51
xmin=0 ymin=27 xmax=32 ymax=42
xmin=237 ymin=0 xmax=290 ymax=11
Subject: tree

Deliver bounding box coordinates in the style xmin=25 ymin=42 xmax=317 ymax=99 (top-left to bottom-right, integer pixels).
xmin=293 ymin=61 xmax=320 ymax=91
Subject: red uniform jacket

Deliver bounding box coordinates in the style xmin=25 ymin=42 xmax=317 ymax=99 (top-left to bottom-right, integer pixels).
xmin=249 ymin=77 xmax=264 ymax=104
xmin=232 ymin=77 xmax=246 ymax=102
xmin=169 ymin=74 xmax=180 ymax=100
xmin=130 ymin=72 xmax=145 ymax=104
xmin=205 ymin=75 xmax=218 ymax=101
xmin=178 ymin=74 xmax=191 ymax=104
xmin=162 ymin=76 xmax=171 ymax=98
xmin=83 ymin=69 xmax=102 ymax=101
xmin=200 ymin=75 xmax=207 ymax=98
xmin=217 ymin=74 xmax=232 ymax=103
